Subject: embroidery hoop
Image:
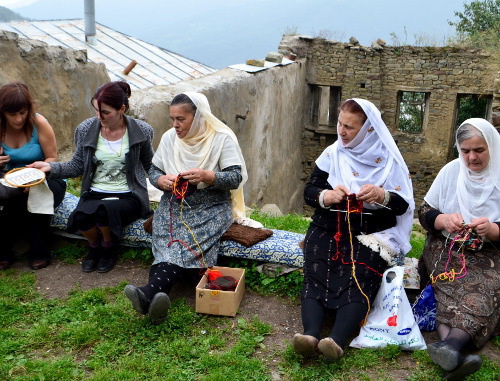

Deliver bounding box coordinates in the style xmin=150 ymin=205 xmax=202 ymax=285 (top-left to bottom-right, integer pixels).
xmin=3 ymin=167 xmax=46 ymax=188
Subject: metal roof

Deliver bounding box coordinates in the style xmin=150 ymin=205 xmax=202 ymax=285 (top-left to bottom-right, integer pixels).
xmin=0 ymin=19 xmax=216 ymax=90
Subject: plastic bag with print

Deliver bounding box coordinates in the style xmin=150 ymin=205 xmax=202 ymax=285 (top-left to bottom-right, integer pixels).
xmin=349 ymin=266 xmax=427 ymax=350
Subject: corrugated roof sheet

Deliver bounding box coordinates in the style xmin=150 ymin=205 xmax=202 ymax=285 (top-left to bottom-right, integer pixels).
xmin=0 ymin=19 xmax=215 ymax=90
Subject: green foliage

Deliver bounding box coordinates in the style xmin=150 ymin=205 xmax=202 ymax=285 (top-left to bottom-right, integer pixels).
xmin=449 ymin=0 xmax=500 ymax=36
xmin=407 ymin=232 xmax=426 ymax=259
xmin=397 ymin=91 xmax=426 ymax=133
xmin=66 ymin=177 xmax=82 ymax=197
xmin=225 ymin=258 xmax=303 ymax=300
xmin=249 ymin=210 xmax=310 ymax=234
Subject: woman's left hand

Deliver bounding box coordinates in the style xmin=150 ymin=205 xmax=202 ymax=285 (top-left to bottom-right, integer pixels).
xmin=180 ymin=168 xmax=215 ymax=186
xmin=357 ymin=184 xmax=384 ymax=204
xmin=470 ymin=217 xmax=495 ymax=238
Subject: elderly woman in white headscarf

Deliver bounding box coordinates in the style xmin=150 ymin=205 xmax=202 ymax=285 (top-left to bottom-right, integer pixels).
xmin=125 ymin=92 xmax=247 ymax=324
xmin=293 ymin=98 xmax=414 ymax=361
xmin=418 ymin=118 xmax=499 ymax=380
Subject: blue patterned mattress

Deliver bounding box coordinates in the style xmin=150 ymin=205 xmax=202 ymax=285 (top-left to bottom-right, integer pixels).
xmin=50 ymin=193 xmax=305 ymax=267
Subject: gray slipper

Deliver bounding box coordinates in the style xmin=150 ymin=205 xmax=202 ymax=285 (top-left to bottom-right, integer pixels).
xmin=124 ymin=284 xmax=149 ymax=315
xmin=148 ymin=292 xmax=171 ymax=325
xmin=292 ymin=333 xmax=319 ymax=357
xmin=444 ymin=355 xmax=482 ymax=380
xmin=427 ymin=341 xmax=462 ymax=371
xmin=318 ymin=337 xmax=344 ymax=361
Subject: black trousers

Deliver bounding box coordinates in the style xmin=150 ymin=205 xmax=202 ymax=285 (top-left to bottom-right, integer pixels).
xmin=0 ymin=178 xmax=66 ymax=262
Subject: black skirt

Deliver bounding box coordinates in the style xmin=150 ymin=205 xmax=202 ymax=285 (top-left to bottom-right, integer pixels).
xmin=67 ymin=190 xmax=141 ymax=241
xmin=302 ymin=224 xmax=388 ymax=309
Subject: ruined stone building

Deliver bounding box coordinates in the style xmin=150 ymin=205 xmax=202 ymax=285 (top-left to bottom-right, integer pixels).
xmin=1 ymin=31 xmax=498 ymax=215
xmin=281 ymin=35 xmax=499 ymax=211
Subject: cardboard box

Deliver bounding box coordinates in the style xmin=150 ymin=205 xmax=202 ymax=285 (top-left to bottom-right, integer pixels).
xmin=195 ymin=266 xmax=245 ymax=317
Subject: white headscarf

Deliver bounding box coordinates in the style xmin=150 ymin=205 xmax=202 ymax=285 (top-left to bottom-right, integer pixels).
xmin=425 ymin=118 xmax=500 ymax=224
xmin=316 ymin=98 xmax=415 ymax=260
xmin=153 ymin=92 xmax=248 ymax=219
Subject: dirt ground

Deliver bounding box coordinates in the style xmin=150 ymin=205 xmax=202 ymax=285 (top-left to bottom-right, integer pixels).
xmin=13 ymin=254 xmax=498 ymax=380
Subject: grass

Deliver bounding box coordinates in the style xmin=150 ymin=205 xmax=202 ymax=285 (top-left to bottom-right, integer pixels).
xmin=3 ymin=212 xmax=497 ymax=380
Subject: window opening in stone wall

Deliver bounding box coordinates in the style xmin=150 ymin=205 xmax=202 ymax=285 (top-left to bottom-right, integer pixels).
xmin=396 ymin=91 xmax=428 ymax=133
xmin=311 ymin=85 xmax=342 ymax=131
xmin=449 ymin=93 xmax=492 ymax=160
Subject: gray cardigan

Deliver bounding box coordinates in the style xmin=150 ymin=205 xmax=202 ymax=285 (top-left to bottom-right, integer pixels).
xmin=49 ymin=116 xmax=154 ymax=218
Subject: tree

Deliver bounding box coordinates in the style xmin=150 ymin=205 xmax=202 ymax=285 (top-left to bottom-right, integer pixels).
xmin=448 ymin=0 xmax=500 ymax=35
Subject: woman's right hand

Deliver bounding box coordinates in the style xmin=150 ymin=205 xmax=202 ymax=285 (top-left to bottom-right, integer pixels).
xmin=157 ymin=174 xmax=177 ymax=191
xmin=435 ymin=213 xmax=464 ymax=234
xmin=0 ymin=147 xmax=9 ymax=168
xmin=323 ymin=185 xmax=350 ymax=207
xmin=27 ymin=161 xmax=51 ymax=173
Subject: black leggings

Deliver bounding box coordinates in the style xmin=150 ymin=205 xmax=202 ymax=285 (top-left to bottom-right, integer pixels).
xmin=301 ymin=298 xmax=368 ymax=349
xmin=139 ymin=262 xmax=205 ymax=302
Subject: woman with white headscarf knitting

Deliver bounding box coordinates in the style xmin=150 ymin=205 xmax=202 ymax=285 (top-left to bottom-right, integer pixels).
xmin=293 ymin=98 xmax=414 ymax=361
xmin=418 ymin=118 xmax=499 ymax=380
xmin=124 ymin=92 xmax=246 ymax=324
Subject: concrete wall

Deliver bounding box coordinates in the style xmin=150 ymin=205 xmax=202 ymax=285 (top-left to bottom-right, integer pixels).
xmin=129 ymin=62 xmax=308 ymax=214
xmin=0 ymin=31 xmax=110 ymax=159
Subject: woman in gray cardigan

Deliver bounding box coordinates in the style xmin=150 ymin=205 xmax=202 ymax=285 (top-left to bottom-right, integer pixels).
xmin=31 ymin=81 xmax=154 ymax=273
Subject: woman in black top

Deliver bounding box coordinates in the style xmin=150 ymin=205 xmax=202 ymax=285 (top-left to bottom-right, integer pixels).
xmin=293 ymin=98 xmax=414 ymax=361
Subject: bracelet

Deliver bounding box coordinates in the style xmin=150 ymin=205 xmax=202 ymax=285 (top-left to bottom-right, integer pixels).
xmin=382 ymin=190 xmax=390 ymax=206
xmin=318 ymin=189 xmax=329 ymax=209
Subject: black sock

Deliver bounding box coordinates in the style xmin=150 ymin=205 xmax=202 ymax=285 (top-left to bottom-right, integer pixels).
xmin=140 ymin=262 xmax=182 ymax=301
xmin=301 ymin=298 xmax=325 ymax=340
xmin=445 ymin=328 xmax=471 ymax=352
xmin=330 ymin=302 xmax=368 ymax=349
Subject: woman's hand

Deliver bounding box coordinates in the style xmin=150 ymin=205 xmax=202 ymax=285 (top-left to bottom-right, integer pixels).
xmin=27 ymin=161 xmax=51 ymax=173
xmin=0 ymin=152 xmax=9 ymax=168
xmin=357 ymin=184 xmax=384 ymax=204
xmin=157 ymin=174 xmax=177 ymax=191
xmin=470 ymin=217 xmax=499 ymax=239
xmin=180 ymin=168 xmax=215 ymax=186
xmin=434 ymin=213 xmax=464 ymax=234
xmin=323 ymin=185 xmax=350 ymax=206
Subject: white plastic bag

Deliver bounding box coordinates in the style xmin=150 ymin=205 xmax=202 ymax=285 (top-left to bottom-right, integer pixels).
xmin=349 ymin=266 xmax=427 ymax=350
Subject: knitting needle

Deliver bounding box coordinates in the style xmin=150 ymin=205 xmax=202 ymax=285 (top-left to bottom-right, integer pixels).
xmin=329 ymin=209 xmax=373 ymax=215
xmin=373 ymin=202 xmax=392 ymax=210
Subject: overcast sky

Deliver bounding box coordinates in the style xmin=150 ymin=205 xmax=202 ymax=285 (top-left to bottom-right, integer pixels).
xmin=1 ymin=0 xmax=468 ymax=69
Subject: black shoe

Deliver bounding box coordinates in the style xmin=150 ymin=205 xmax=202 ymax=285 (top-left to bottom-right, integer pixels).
xmin=428 ymin=341 xmax=462 ymax=371
xmin=444 ymin=354 xmax=482 ymax=380
xmin=148 ymin=292 xmax=171 ymax=325
xmin=97 ymin=255 xmax=116 ymax=273
xmin=82 ymin=246 xmax=101 ymax=272
xmin=29 ymin=259 xmax=51 ymax=270
xmin=0 ymin=256 xmax=15 ymax=270
xmin=124 ymin=284 xmax=149 ymax=315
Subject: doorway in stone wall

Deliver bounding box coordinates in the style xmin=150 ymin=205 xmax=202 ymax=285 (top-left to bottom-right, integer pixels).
xmin=449 ymin=93 xmax=492 ymax=161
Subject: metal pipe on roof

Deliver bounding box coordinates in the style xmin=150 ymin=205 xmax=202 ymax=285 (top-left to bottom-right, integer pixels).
xmin=123 ymin=60 xmax=138 ymax=75
xmin=84 ymin=0 xmax=96 ymax=45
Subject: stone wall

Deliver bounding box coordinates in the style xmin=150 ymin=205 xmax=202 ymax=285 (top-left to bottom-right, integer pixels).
xmin=0 ymin=30 xmax=110 ymax=159
xmin=129 ymin=63 xmax=308 ymax=214
xmin=280 ymin=35 xmax=498 ymax=211
xmin=3 ymin=29 xmax=498 ymax=216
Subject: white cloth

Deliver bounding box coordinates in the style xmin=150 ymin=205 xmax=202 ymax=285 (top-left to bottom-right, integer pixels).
xmin=152 ymin=92 xmax=248 ymax=219
xmin=27 ymin=180 xmax=54 ymax=214
xmin=315 ymin=98 xmax=415 ymax=257
xmin=424 ymin=118 xmax=500 ymax=224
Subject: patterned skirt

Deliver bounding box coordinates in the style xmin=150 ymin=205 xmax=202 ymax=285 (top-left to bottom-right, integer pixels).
xmin=151 ymin=190 xmax=233 ymax=269
xmin=420 ymin=234 xmax=500 ymax=348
